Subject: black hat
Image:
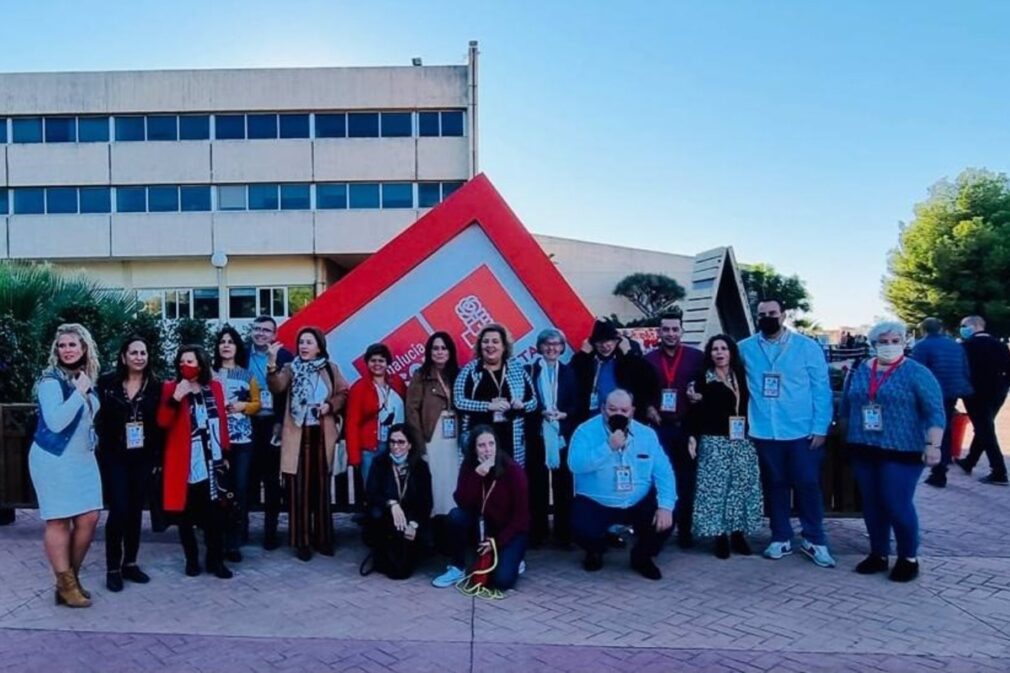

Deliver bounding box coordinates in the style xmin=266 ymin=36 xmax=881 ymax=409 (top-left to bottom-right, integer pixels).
xmin=589 ymin=318 xmax=620 ymax=344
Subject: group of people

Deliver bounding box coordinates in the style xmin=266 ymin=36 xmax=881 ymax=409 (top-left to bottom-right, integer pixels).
xmin=27 ymin=300 xmax=1007 ymax=608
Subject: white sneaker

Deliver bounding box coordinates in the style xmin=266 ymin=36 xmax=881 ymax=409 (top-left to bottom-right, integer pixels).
xmin=432 ymin=565 xmax=465 ymax=588
xmin=763 ymin=541 xmax=793 ymax=560
xmin=518 ymin=560 xmax=526 ymax=575
xmin=799 ymin=539 xmax=836 ymax=568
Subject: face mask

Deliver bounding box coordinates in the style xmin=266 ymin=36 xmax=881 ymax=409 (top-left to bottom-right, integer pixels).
xmin=757 ymin=316 xmax=781 ymax=337
xmin=875 ymin=344 xmax=904 ymax=363
xmin=607 ymin=414 xmax=629 ymax=433
xmin=180 ymin=364 xmax=201 ymax=381
xmin=391 ymin=452 xmax=408 ymax=466
xmin=959 ymin=326 xmax=974 ymax=340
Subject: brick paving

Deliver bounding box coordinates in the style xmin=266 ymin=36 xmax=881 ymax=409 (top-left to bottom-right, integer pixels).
xmin=1 ymin=414 xmax=1007 ymax=672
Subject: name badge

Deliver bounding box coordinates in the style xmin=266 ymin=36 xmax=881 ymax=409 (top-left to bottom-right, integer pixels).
xmin=493 ymin=410 xmax=507 ymax=423
xmin=478 ymin=515 xmax=486 ymax=541
xmin=194 ymin=403 xmax=209 ymax=430
xmin=259 ymin=390 xmax=273 ymax=411
xmin=125 ymin=421 xmax=145 ymax=449
xmin=379 ymin=422 xmax=390 ymax=443
xmin=862 ymin=404 xmax=883 ymax=432
xmin=589 ymin=391 xmax=599 ymax=410
xmin=728 ymin=416 xmax=746 ymax=441
xmin=762 ymin=373 xmax=781 ymax=399
xmin=441 ymin=413 xmax=457 ymax=439
xmin=660 ymin=388 xmax=678 ymax=413
xmin=615 ymin=465 xmax=633 ymax=492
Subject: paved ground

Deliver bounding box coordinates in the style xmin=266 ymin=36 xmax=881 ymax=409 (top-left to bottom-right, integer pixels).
xmin=1 ymin=414 xmax=1008 ymax=673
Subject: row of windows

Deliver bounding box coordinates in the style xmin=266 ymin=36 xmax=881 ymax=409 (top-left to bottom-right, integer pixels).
xmin=0 ymin=181 xmax=464 ymax=215
xmin=0 ymin=110 xmax=465 ymax=144
xmin=138 ymin=285 xmax=314 ymax=321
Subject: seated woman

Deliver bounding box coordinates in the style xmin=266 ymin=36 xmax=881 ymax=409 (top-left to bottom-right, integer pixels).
xmin=431 ymin=425 xmax=529 ymax=591
xmin=363 ymin=424 xmax=433 ymax=579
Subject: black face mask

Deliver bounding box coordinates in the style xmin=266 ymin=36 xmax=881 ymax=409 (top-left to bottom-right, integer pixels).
xmin=607 ymin=414 xmax=629 ymax=433
xmin=757 ymin=316 xmax=781 ymax=337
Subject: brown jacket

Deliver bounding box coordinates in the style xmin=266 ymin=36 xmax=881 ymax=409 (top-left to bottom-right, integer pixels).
xmin=268 ymin=360 xmax=349 ymax=475
xmin=405 ymin=368 xmax=454 ymax=443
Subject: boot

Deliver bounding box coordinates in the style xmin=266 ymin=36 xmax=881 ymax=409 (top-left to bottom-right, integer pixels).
xmin=73 ymin=565 xmax=91 ymax=599
xmin=55 ymin=570 xmax=91 ymax=608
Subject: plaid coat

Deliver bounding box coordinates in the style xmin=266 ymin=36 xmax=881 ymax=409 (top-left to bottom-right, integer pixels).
xmin=453 ymin=358 xmax=537 ymax=465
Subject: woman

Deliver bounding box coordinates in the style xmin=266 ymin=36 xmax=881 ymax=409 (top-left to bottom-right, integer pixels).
xmin=157 ymin=345 xmax=232 ymax=579
xmin=28 ymin=323 xmax=103 ymax=608
xmin=405 ymin=332 xmax=460 ymax=521
xmin=686 ymin=335 xmax=763 ymax=559
xmin=431 ymin=425 xmax=529 ymax=591
xmin=453 ymin=324 xmax=537 ymax=466
xmin=525 ymin=328 xmax=579 ymax=548
xmin=267 ymin=326 xmax=349 ymax=562
xmin=346 ymin=343 xmax=406 ymax=485
xmin=841 ymin=320 xmax=944 ymax=582
xmin=95 ymin=335 xmax=162 ymax=592
xmin=363 ymin=423 xmax=433 ymax=579
xmin=212 ymin=326 xmax=261 ymax=562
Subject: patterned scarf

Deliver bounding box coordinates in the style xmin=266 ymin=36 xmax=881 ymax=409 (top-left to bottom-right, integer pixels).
xmin=290 ymin=357 xmax=328 ymax=426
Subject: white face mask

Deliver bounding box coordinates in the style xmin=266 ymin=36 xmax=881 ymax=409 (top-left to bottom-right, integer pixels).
xmin=875 ymin=344 xmax=904 ymax=363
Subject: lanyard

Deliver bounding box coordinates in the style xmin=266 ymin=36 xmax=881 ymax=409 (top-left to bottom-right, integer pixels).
xmin=392 ymin=464 xmax=410 ymax=501
xmin=485 ymin=365 xmax=506 ymax=398
xmin=715 ymin=370 xmax=741 ymax=415
xmin=757 ymin=332 xmax=790 ymax=371
xmin=123 ymin=377 xmax=148 ymax=422
xmin=481 ymin=480 xmax=497 ymax=516
xmin=435 ymin=371 xmax=452 ymax=410
xmin=868 ymin=357 xmax=904 ymax=401
xmin=660 ymin=346 xmax=685 ymax=388
xmin=375 ymin=380 xmax=391 ymax=413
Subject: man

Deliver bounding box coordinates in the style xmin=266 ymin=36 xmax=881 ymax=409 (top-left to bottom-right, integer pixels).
xmin=568 ymin=389 xmax=676 ymax=580
xmin=910 ymin=317 xmax=973 ymax=488
xmin=570 ymin=318 xmax=657 ymax=425
xmin=246 ymin=315 xmax=293 ymax=549
xmin=956 ymin=315 xmax=1010 ymax=485
xmin=642 ymin=313 xmax=704 ymax=548
xmin=739 ymin=299 xmax=835 ymax=568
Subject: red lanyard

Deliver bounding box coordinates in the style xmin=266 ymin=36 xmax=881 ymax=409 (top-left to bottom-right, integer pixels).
xmin=660 ymin=346 xmax=684 ymax=387
xmin=868 ymin=357 xmax=904 ymax=401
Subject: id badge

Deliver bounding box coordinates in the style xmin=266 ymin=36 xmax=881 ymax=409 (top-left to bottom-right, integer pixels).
xmin=862 ymin=404 xmax=883 ymax=432
xmin=615 ymin=465 xmax=633 ymax=492
xmin=762 ymin=373 xmax=781 ymax=399
xmin=379 ymin=423 xmax=390 ymax=442
xmin=660 ymin=388 xmax=678 ymax=413
xmin=478 ymin=516 xmax=486 ymax=541
xmin=125 ymin=421 xmax=145 ymax=449
xmin=493 ymin=410 xmax=506 ymax=423
xmin=441 ymin=413 xmax=457 ymax=439
xmin=589 ymin=391 xmax=599 ymax=410
xmin=259 ymin=390 xmax=273 ymax=411
xmin=728 ymin=416 xmax=746 ymax=441
xmin=194 ymin=403 xmax=209 ymax=430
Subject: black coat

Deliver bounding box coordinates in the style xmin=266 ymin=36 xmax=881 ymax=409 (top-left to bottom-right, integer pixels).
xmin=365 ymin=452 xmax=434 ymax=526
xmin=569 ymin=350 xmax=658 ymax=424
xmin=95 ymin=372 xmax=163 ymax=461
xmin=963 ymin=334 xmax=1010 ymax=401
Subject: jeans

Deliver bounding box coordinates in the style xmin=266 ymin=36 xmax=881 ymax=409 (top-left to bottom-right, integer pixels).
xmin=570 ymin=492 xmax=671 ymax=560
xmin=446 ymin=507 xmax=527 ymax=590
xmin=226 ymin=442 xmax=253 ymax=551
xmin=755 ymin=438 xmax=827 ymax=546
xmin=963 ymin=394 xmax=1008 ymax=478
xmin=360 ymin=441 xmax=387 ymax=487
xmin=931 ymin=398 xmax=959 ymax=477
xmin=99 ymin=451 xmax=152 ymax=571
xmin=852 ymin=455 xmax=923 ymax=558
xmin=250 ymin=417 xmax=282 ymax=541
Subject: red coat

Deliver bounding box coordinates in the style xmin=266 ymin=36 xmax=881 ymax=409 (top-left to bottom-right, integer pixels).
xmin=345 ymin=375 xmax=406 ymax=466
xmin=157 ymin=380 xmax=230 ymax=512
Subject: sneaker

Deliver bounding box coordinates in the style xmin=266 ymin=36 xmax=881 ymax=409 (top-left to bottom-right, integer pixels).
xmin=518 ymin=560 xmax=526 ymax=575
xmin=762 ymin=541 xmax=793 ymax=560
xmin=800 ymin=540 xmax=836 ymax=568
xmin=889 ymin=558 xmax=919 ymax=582
xmin=980 ymin=473 xmax=1009 ymax=486
xmin=432 ymin=565 xmax=465 ymax=588
xmin=954 ymin=458 xmax=973 ymax=476
xmin=854 ymin=555 xmax=889 ymax=575
xmin=924 ymin=473 xmax=947 ymax=488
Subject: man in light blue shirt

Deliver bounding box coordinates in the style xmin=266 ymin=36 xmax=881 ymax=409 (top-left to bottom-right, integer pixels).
xmin=739 ymin=299 xmax=835 ymax=568
xmin=568 ymin=389 xmax=676 ymax=580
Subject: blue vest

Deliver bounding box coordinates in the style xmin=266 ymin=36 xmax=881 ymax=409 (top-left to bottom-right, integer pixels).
xmin=33 ymin=374 xmax=84 ymax=456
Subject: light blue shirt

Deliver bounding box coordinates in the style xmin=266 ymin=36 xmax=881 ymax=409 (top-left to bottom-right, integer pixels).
xmin=248 ymin=349 xmax=273 ymax=418
xmin=568 ymin=415 xmax=676 ymax=510
xmin=739 ymin=330 xmax=833 ymax=441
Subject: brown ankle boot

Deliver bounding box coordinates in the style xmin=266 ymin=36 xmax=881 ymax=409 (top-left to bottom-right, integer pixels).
xmin=73 ymin=566 xmax=91 ymax=599
xmin=55 ymin=570 xmax=91 ymax=608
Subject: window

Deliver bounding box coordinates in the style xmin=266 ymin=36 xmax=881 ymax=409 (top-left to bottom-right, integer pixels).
xmin=380 ymin=112 xmax=412 ymax=138
xmin=215 ymin=114 xmax=245 ymax=140
xmin=418 ymin=111 xmax=439 ymax=137
xmin=280 ymin=184 xmax=310 ymax=210
xmin=193 ymin=288 xmax=219 ymax=319
xmin=148 ymin=186 xmax=179 ymax=212
xmin=165 ymin=289 xmax=191 ymax=320
xmin=180 ymin=186 xmax=211 ymax=211
xmin=13 ymin=188 xmax=44 ymax=214
xmin=218 ymin=185 xmax=246 ymax=211
xmin=418 ymin=183 xmax=441 ymax=208
xmin=347 ymin=112 xmax=379 ymax=138
xmin=316 ymin=183 xmax=347 ymax=209
xmin=44 ymin=117 xmax=76 ymax=143
xmin=79 ymin=187 xmax=111 ymax=214
xmin=116 ymin=186 xmax=146 ymax=213
xmin=315 ymin=113 xmax=346 ymax=138
xmin=288 ymin=286 xmax=314 ymax=314
xmin=229 ymin=287 xmax=257 ymax=319
xmin=146 ymin=115 xmax=178 ymax=141
xmin=247 ymin=114 xmax=278 ymax=139
xmin=381 ymin=183 xmax=413 ymax=209
xmin=259 ymin=288 xmax=286 ymax=317
xmin=0 ymin=119 xmax=6 ymax=144
xmin=179 ymin=115 xmax=210 ymax=140
xmin=248 ymin=184 xmax=279 ymax=210
xmin=12 ymin=118 xmax=43 ymax=143
xmin=349 ymin=183 xmax=380 ymax=208
xmin=115 ymin=116 xmax=145 ymax=141
xmin=441 ymin=110 xmax=464 ymax=136
xmin=279 ymin=114 xmax=309 ymax=138
xmin=46 ymin=187 xmax=78 ymax=214
xmin=442 ymin=181 xmax=464 ymax=199
xmin=78 ymin=117 xmax=110 ymax=142
xmin=137 ymin=290 xmax=164 ymax=317
xmin=0 ymin=190 xmax=7 ymax=215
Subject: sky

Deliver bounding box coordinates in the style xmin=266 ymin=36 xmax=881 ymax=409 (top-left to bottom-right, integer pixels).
xmin=3 ymin=1 xmax=1009 ymax=328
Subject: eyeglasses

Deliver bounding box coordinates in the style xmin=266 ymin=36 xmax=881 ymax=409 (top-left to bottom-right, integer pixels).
xmin=251 ymin=327 xmax=274 ymax=334
xmin=389 ymin=439 xmax=410 ymax=446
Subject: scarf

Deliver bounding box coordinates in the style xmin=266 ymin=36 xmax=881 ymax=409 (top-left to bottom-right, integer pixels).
xmin=537 ymin=358 xmax=564 ymax=469
xmin=290 ymin=357 xmax=328 ymax=427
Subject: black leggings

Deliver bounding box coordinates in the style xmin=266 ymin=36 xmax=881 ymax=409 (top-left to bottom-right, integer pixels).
xmin=177 ymin=481 xmax=226 ymax=568
xmin=99 ymin=452 xmax=152 ymax=571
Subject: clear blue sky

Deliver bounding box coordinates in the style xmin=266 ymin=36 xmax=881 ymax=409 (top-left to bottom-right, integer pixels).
xmin=4 ymin=1 xmax=1009 ymax=328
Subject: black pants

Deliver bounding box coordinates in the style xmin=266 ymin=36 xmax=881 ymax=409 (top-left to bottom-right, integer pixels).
xmin=99 ymin=452 xmax=152 ymax=571
xmin=226 ymin=443 xmax=253 ymax=551
xmin=250 ymin=416 xmax=283 ymax=540
xmin=571 ymin=492 xmax=671 ymax=560
xmin=178 ymin=481 xmax=226 ymax=569
xmin=363 ymin=509 xmax=423 ymax=580
xmin=659 ymin=423 xmax=695 ymax=537
xmin=931 ymin=398 xmax=959 ymax=477
xmin=963 ymin=394 xmax=1008 ymax=478
xmin=526 ymin=440 xmax=573 ymax=545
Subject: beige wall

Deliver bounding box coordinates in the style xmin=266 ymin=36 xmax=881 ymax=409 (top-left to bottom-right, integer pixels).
xmin=56 ymin=256 xmax=317 ymax=290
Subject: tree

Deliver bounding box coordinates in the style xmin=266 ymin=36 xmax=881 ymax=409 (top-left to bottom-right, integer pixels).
xmin=884 ymin=169 xmax=1010 ymax=336
xmin=740 ymin=263 xmax=812 ymax=320
xmin=613 ymin=273 xmax=686 ymax=323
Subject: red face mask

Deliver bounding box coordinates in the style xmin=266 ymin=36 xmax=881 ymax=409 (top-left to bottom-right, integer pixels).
xmin=179 ymin=364 xmax=201 ymax=381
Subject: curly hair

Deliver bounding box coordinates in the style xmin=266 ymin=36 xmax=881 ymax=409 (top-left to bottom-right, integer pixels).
xmin=45 ymin=323 xmax=100 ymax=381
